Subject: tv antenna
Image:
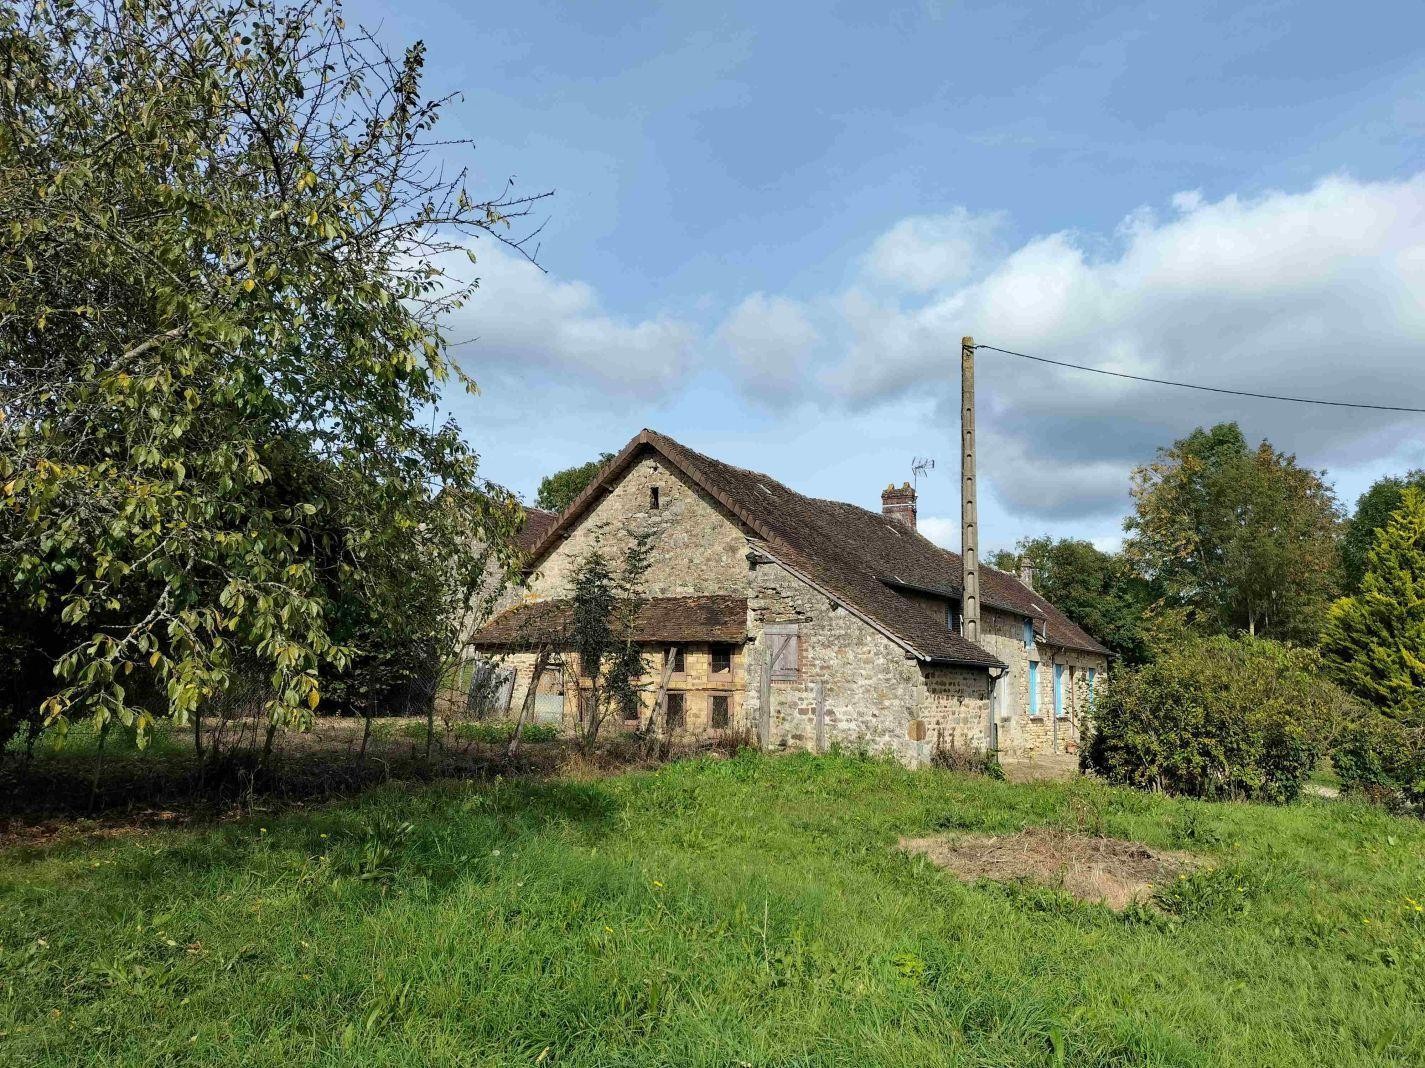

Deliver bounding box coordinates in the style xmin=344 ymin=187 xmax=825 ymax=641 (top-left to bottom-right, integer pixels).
xmin=911 ymin=456 xmax=935 ymax=491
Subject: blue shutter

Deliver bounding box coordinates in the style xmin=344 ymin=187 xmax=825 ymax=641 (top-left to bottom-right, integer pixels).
xmin=1087 ymin=668 xmax=1097 ymax=702
xmin=1022 ymin=620 xmax=1034 ymax=648
xmin=1054 ymin=664 xmax=1065 ymax=718
xmin=1028 ymin=661 xmax=1039 ymax=716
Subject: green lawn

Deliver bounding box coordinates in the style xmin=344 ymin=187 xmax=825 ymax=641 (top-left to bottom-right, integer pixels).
xmin=2 ymin=753 xmax=1423 ymax=1066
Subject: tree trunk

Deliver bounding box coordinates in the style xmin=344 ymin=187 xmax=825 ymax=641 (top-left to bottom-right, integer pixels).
xmin=357 ymin=701 xmax=373 ymax=769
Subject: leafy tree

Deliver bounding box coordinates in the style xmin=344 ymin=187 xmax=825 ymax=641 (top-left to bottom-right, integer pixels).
xmin=1342 ymin=471 xmax=1425 ymax=592
xmin=0 ymin=0 xmax=544 ymax=748
xmin=1320 ymin=489 xmax=1425 ymax=724
xmin=990 ymin=537 xmax=1154 ymax=664
xmin=536 ymin=453 xmax=614 ymax=513
xmin=567 ymin=530 xmax=654 ymax=753
xmin=1123 ymin=423 xmax=1341 ymax=642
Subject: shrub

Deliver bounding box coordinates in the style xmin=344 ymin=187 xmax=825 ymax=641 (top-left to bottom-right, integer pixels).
xmin=931 ymin=737 xmax=1005 ymax=780
xmin=1081 ymin=636 xmax=1355 ymax=802
xmin=1332 ymin=715 xmax=1425 ymax=813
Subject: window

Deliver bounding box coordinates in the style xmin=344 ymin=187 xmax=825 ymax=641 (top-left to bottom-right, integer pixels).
xmin=1022 ymin=619 xmax=1035 ymax=648
xmin=666 ymin=646 xmax=685 ymax=674
xmin=765 ymin=624 xmax=800 ymax=682
xmin=1087 ymin=667 xmax=1097 ymax=702
xmin=947 ymin=602 xmax=962 ymax=634
xmin=665 ymin=692 xmax=685 ymax=730
xmin=1054 ymin=663 xmax=1065 ymax=719
xmin=649 ymin=485 xmax=661 ymax=510
xmin=710 ymin=644 xmax=732 ymax=674
xmin=1028 ymin=660 xmax=1040 ymax=717
xmin=710 ymin=694 xmax=730 ymax=729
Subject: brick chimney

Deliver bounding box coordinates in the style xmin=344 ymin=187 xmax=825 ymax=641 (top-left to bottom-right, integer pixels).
xmin=881 ymin=482 xmax=917 ymax=530
xmin=1019 ymin=559 xmax=1038 ymax=590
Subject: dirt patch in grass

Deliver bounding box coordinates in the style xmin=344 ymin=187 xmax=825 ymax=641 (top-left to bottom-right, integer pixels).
xmin=900 ymin=828 xmax=1201 ymax=911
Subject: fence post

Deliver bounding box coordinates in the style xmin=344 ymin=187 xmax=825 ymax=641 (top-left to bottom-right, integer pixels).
xmin=759 ymin=646 xmax=773 ymax=749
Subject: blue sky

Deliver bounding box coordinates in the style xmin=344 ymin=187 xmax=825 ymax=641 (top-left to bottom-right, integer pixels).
xmin=350 ymin=0 xmax=1425 ymax=552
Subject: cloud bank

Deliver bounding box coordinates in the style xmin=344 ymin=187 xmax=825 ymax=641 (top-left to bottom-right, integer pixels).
xmin=447 ymin=173 xmax=1425 ymax=526
xmin=717 ymin=173 xmax=1425 ymax=518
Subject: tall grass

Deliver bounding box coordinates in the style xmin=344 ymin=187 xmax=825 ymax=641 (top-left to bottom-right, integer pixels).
xmin=2 ymin=753 xmax=1423 ymax=1065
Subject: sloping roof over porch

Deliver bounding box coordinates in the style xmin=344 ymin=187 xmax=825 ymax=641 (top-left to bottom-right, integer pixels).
xmin=468 ymin=594 xmax=748 ymax=650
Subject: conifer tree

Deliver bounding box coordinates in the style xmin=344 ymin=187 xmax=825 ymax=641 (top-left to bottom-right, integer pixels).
xmin=1321 ymin=489 xmax=1425 ymax=724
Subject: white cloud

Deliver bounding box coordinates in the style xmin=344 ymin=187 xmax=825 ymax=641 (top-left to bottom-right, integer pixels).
xmin=861 ymin=208 xmax=1005 ymax=293
xmin=443 ymin=243 xmax=696 ymax=398
xmin=917 ymin=515 xmax=959 ymax=551
xmin=716 ymin=293 xmax=820 ymax=394
xmin=723 ymin=173 xmax=1425 ymax=520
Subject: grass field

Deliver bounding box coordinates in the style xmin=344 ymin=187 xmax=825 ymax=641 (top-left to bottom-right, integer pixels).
xmin=2 ymin=752 xmax=1424 ymax=1066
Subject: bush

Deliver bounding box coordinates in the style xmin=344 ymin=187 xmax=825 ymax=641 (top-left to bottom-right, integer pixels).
xmin=931 ymin=737 xmax=1005 ymax=779
xmin=1081 ymin=636 xmax=1355 ymax=803
xmin=1332 ymin=715 xmax=1425 ymax=813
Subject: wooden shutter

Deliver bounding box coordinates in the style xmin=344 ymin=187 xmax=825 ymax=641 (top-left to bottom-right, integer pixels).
xmin=765 ymin=624 xmax=800 ymax=682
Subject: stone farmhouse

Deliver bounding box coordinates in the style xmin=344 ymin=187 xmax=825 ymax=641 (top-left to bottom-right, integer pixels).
xmin=466 ymin=429 xmax=1108 ymax=764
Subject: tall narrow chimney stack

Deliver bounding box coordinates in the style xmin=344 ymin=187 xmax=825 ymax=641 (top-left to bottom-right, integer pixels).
xmin=1019 ymin=560 xmax=1037 ymax=591
xmin=881 ymin=482 xmax=917 ymax=530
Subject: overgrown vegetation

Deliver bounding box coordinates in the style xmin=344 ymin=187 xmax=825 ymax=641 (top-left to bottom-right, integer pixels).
xmin=0 ymin=0 xmax=538 ymax=762
xmin=1332 ymin=715 xmax=1425 ymax=814
xmin=3 ymin=754 xmax=1424 ymax=1066
xmin=1082 ymin=636 xmax=1357 ymax=802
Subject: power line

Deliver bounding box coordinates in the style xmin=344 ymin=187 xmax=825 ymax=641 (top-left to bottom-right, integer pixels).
xmin=975 ymin=343 xmax=1425 ymax=414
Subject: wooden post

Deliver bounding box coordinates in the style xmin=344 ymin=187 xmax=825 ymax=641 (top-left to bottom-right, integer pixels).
xmin=646 ymin=645 xmax=678 ymax=744
xmin=961 ymin=336 xmax=981 ymax=645
xmin=759 ymin=647 xmax=773 ymax=748
xmin=814 ymin=681 xmax=826 ymax=754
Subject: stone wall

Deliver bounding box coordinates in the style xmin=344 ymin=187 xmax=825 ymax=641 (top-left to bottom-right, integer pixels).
xmin=746 ymin=557 xmax=993 ymax=765
xmin=463 ymin=446 xmax=1105 ymax=763
xmin=904 ymin=593 xmax=1110 ymax=756
xmin=531 ymin=457 xmax=751 ymax=600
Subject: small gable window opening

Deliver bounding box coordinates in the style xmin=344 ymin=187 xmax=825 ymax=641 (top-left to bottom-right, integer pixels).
xmin=665 ymin=692 xmax=685 ymax=730
xmin=947 ymin=601 xmax=962 ymax=634
xmin=765 ymin=624 xmax=800 ymax=682
xmin=666 ymin=646 xmax=685 ymax=674
xmin=1028 ymin=660 xmax=1040 ymax=717
xmin=1022 ymin=619 xmax=1035 ymax=648
xmin=649 ymin=485 xmax=661 ymax=510
xmin=710 ymin=644 xmax=733 ymax=674
xmin=710 ymin=693 xmax=730 ymax=729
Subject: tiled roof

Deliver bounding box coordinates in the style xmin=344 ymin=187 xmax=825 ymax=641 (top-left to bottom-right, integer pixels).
xmin=515 ymin=505 xmax=558 ymax=555
xmin=525 ymin=430 xmax=1108 ymax=665
xmin=468 ymin=594 xmax=747 ymax=649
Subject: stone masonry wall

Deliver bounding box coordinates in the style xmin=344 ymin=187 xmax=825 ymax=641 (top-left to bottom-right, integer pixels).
xmin=746 ymin=558 xmax=993 ymax=765
xmin=531 ymin=457 xmax=750 ymax=600
xmin=904 ymin=593 xmax=1110 ymax=756
xmin=472 ymin=450 xmax=1036 ymax=765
